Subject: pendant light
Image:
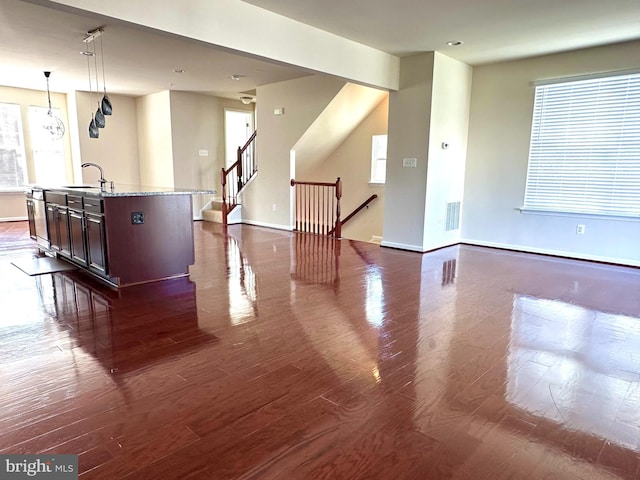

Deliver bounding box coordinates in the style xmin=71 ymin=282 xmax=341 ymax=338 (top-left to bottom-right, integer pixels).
xmin=93 ymin=40 xmax=106 ymax=129
xmin=85 ymin=40 xmax=99 ymax=139
xmin=42 ymin=71 xmax=65 ymax=139
xmin=99 ymin=34 xmax=112 ymax=115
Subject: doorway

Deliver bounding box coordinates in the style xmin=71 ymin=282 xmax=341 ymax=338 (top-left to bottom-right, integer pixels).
xmin=225 ymin=109 xmax=254 ymax=169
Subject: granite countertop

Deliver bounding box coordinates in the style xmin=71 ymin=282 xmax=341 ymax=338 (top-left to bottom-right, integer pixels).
xmin=28 ymin=184 xmax=216 ymax=197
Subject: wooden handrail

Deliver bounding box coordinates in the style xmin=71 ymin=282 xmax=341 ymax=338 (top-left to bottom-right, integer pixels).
xmin=240 ymin=130 xmax=257 ymax=152
xmin=340 ymin=194 xmax=378 ymax=228
xmin=328 ymin=194 xmax=377 ymax=235
xmin=290 ymin=179 xmax=338 ymax=188
xmin=221 ymin=130 xmax=257 ymax=225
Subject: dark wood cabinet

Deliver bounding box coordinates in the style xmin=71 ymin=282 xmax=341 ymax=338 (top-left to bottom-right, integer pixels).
xmin=36 ymin=188 xmax=195 ymax=288
xmin=46 ymin=202 xmax=71 ymax=257
xmin=86 ymin=212 xmax=108 ymax=275
xmin=68 ymin=208 xmax=88 ymax=267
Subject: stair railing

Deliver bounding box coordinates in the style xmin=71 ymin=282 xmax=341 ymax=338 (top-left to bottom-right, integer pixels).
xmin=290 ymin=177 xmax=342 ymax=238
xmin=328 ymin=194 xmax=377 ymax=236
xmin=221 ymin=130 xmax=257 ymax=225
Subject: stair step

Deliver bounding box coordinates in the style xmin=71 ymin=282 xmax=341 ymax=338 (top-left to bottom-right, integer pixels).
xmin=203 ymin=209 xmax=223 ymax=223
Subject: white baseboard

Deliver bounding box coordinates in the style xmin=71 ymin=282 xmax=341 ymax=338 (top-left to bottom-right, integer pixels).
xmin=461 ymin=238 xmax=640 ymax=268
xmin=0 ymin=216 xmax=27 ymax=222
xmin=380 ymin=240 xmax=425 ymax=252
xmin=241 ymin=219 xmax=294 ymax=231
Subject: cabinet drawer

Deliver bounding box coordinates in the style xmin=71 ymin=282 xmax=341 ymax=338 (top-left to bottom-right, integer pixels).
xmin=67 ymin=195 xmax=83 ymax=209
xmin=83 ymin=198 xmax=104 ymax=213
xmin=44 ymin=191 xmax=67 ymax=205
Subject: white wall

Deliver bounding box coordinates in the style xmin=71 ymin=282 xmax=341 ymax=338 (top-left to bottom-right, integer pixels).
xmin=136 ymin=91 xmax=174 ymax=188
xmin=462 ymin=40 xmax=640 ymax=266
xmin=303 ymin=96 xmax=388 ymax=243
xmin=75 ymin=92 xmax=140 ymax=186
xmin=423 ymin=53 xmax=472 ymax=251
xmin=169 ymin=91 xmax=253 ymax=218
xmin=243 ymin=75 xmax=345 ymax=229
xmin=382 ymin=53 xmax=434 ymax=251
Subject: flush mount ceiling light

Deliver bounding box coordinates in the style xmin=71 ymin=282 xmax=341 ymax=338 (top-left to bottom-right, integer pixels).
xmin=240 ymin=96 xmax=253 ymax=105
xmin=446 ymin=40 xmax=464 ymax=46
xmin=42 ymin=71 xmax=65 ymax=139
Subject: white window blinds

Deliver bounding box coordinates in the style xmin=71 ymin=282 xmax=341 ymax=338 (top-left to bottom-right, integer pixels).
xmin=524 ymin=71 xmax=640 ymax=217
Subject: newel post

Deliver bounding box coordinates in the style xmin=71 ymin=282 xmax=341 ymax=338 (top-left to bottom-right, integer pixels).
xmin=334 ymin=177 xmax=342 ymax=238
xmin=220 ymin=167 xmax=227 ymax=215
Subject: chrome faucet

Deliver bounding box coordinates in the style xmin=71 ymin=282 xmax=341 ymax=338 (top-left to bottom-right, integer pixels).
xmin=81 ymin=162 xmax=107 ymax=190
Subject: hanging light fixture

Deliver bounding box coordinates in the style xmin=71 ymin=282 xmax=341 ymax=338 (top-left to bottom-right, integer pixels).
xmin=83 ymin=27 xmax=110 ymax=138
xmin=42 ymin=71 xmax=65 ymax=139
xmin=92 ymin=40 xmax=106 ymax=129
xmin=99 ymin=33 xmax=112 ymax=115
xmin=85 ymin=39 xmax=99 ymax=139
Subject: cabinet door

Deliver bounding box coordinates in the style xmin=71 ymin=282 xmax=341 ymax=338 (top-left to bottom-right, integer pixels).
xmin=57 ymin=207 xmax=72 ymax=257
xmin=69 ymin=210 xmax=87 ymax=267
xmin=46 ymin=204 xmax=60 ymax=251
xmin=86 ymin=213 xmax=108 ymax=275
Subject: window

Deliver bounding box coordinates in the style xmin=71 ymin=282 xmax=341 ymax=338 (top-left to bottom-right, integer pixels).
xmin=523 ymin=71 xmax=640 ymax=218
xmin=0 ymin=103 xmax=27 ymax=191
xmin=28 ymin=106 xmax=66 ymax=185
xmin=370 ymin=134 xmax=387 ymax=184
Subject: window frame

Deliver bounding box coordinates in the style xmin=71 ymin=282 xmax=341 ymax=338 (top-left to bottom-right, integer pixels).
xmin=370 ymin=134 xmax=387 ymax=185
xmin=521 ymin=70 xmax=640 ymax=220
xmin=0 ymin=102 xmax=28 ymax=192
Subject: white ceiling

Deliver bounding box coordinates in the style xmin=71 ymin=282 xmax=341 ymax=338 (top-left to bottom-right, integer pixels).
xmin=0 ymin=0 xmax=638 ymax=97
xmin=243 ymin=0 xmax=640 ymax=64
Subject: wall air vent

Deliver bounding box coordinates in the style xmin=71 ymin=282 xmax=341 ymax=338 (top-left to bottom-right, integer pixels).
xmin=445 ymin=201 xmax=461 ymax=232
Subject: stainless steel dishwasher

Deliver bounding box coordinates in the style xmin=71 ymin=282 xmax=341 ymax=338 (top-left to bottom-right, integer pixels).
xmin=31 ymin=188 xmax=49 ymax=249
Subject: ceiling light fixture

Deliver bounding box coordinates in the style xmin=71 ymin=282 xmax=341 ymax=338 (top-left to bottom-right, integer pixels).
xmin=42 ymin=71 xmax=65 ymax=139
xmin=240 ymin=96 xmax=253 ymax=105
xmin=446 ymin=40 xmax=463 ymax=46
xmin=231 ymin=74 xmax=241 ymax=81
xmin=173 ymin=68 xmax=185 ymax=73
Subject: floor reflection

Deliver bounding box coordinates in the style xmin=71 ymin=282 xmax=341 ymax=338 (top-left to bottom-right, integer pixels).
xmin=225 ymin=234 xmax=257 ymax=325
xmin=291 ymin=233 xmax=340 ymax=289
xmin=509 ymin=294 xmax=640 ymax=451
xmin=32 ymin=272 xmax=216 ymax=374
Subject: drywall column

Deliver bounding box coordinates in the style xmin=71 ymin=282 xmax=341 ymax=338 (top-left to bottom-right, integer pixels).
xmin=381 ymin=53 xmax=435 ymax=251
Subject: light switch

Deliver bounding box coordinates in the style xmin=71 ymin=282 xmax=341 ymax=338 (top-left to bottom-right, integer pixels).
xmin=403 ymin=158 xmax=417 ymax=168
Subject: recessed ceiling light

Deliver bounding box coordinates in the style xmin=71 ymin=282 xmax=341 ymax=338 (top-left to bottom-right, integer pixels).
xmin=173 ymin=68 xmax=185 ymax=73
xmin=80 ymin=50 xmax=95 ymax=56
xmin=446 ymin=40 xmax=463 ymax=46
xmin=230 ymin=74 xmax=244 ymax=81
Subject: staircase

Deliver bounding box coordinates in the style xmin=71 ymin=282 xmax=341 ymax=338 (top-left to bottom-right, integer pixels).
xmin=203 ymin=131 xmax=257 ymax=225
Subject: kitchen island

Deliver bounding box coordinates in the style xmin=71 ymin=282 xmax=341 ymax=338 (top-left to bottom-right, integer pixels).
xmin=26 ymin=184 xmax=214 ymax=287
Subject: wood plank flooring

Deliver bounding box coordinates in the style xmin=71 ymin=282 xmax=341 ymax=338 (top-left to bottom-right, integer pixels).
xmin=1 ymin=220 xmax=639 ymax=479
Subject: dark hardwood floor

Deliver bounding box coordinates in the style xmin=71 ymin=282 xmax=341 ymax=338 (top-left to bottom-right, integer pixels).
xmin=1 ymin=220 xmax=639 ymax=479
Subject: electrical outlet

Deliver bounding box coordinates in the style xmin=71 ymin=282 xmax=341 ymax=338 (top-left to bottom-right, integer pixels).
xmin=576 ymin=224 xmax=585 ymax=235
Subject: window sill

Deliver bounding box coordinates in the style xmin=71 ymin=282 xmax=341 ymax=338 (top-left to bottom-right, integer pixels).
xmin=518 ymin=207 xmax=640 ymax=222
xmin=368 ymin=182 xmax=385 ymax=187
xmin=0 ymin=190 xmax=27 ymax=195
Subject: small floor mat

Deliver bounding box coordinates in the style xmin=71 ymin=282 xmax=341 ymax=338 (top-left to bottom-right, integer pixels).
xmin=11 ymin=256 xmax=77 ymax=276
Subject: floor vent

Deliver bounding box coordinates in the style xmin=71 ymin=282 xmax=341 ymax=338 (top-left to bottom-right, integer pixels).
xmin=445 ymin=201 xmax=461 ymax=231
